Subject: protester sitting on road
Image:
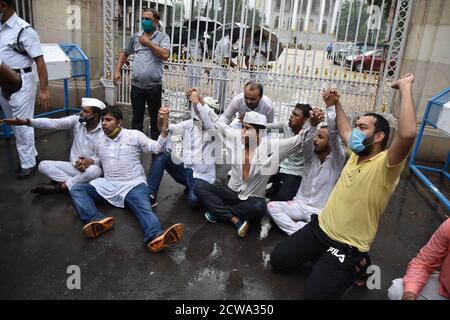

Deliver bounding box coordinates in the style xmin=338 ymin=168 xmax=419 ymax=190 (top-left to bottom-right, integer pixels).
xmin=191 ymin=89 xmax=325 ymax=238
xmin=388 ymin=218 xmax=449 ymax=300
xmin=147 ymin=95 xmax=218 ymax=209
xmin=265 ymin=103 xmax=312 ymax=201
xmin=68 ymin=106 xmax=184 ymax=253
xmin=267 ymin=100 xmax=346 ymax=235
xmin=270 ymin=74 xmax=418 ymax=299
xmin=1 ymin=98 xmax=106 ymax=194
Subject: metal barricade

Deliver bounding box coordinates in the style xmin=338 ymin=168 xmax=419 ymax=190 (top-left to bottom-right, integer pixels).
xmin=408 ymin=87 xmax=450 ymax=211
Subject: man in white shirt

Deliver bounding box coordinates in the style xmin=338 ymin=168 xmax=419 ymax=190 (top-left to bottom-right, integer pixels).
xmin=267 ymin=105 xmax=346 ymax=235
xmin=189 ymin=89 xmax=325 ymax=238
xmin=69 ymin=106 xmax=184 ymax=253
xmin=220 ymin=81 xmax=274 ymax=131
xmin=147 ymin=96 xmax=217 ymax=208
xmin=265 ymin=103 xmax=312 ymax=201
xmin=0 ymin=98 xmax=106 ymax=194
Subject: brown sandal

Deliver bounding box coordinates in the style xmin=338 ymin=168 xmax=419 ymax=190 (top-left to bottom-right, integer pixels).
xmin=147 ymin=223 xmax=184 ymax=253
xmin=82 ymin=217 xmax=115 ymax=238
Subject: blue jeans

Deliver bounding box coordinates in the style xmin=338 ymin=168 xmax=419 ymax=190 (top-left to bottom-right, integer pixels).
xmin=147 ymin=151 xmax=200 ymax=208
xmin=70 ymin=183 xmax=163 ymax=243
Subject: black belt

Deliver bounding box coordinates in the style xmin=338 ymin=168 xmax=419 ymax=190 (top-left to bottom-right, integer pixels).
xmin=13 ymin=66 xmax=32 ymax=74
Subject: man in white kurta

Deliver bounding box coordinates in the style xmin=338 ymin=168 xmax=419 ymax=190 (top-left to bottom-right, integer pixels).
xmin=267 ymin=105 xmax=346 ymax=235
xmin=190 ymin=89 xmax=325 ymax=237
xmin=1 ymin=98 xmax=105 ymax=193
xmin=69 ymin=106 xmax=184 ymax=253
xmin=147 ymin=98 xmax=217 ymax=208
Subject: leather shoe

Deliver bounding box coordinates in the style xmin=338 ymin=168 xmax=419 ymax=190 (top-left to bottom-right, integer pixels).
xmin=16 ymin=156 xmax=40 ymax=172
xmin=17 ymin=167 xmax=35 ymax=179
xmin=31 ymin=182 xmax=62 ymax=194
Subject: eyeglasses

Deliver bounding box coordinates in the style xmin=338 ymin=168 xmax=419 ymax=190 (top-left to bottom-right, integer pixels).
xmin=141 ymin=17 xmax=153 ymax=21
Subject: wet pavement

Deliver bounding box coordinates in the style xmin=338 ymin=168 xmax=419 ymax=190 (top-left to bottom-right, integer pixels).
xmin=0 ymin=111 xmax=448 ymax=300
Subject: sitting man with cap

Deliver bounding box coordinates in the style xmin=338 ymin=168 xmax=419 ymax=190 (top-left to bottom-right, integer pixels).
xmin=1 ymin=98 xmax=105 ymax=193
xmin=147 ymin=94 xmax=218 ymax=209
xmin=189 ymin=89 xmax=325 ymax=237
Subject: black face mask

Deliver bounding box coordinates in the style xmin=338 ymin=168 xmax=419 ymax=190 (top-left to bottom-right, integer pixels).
xmin=79 ymin=115 xmax=96 ymax=126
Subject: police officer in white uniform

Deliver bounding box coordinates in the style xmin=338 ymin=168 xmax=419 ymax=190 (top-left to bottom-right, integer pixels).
xmin=0 ymin=0 xmax=50 ymax=179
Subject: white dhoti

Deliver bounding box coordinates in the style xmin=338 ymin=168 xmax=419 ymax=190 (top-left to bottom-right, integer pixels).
xmin=38 ymin=160 xmax=102 ymax=190
xmin=267 ymin=199 xmax=321 ymax=235
xmin=0 ymin=72 xmax=37 ymax=169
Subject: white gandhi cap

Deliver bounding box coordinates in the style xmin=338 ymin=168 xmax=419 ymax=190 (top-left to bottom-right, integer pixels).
xmin=243 ymin=111 xmax=267 ymax=127
xmin=82 ymin=98 xmax=106 ymax=110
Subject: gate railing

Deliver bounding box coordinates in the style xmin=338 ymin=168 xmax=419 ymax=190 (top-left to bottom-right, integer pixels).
xmin=103 ymin=0 xmax=413 ymax=123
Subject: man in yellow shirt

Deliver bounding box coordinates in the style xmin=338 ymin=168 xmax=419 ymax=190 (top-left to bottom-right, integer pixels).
xmin=270 ymin=74 xmax=418 ymax=299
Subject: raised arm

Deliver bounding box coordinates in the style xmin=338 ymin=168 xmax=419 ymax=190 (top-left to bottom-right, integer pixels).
xmin=277 ymin=108 xmax=324 ymax=162
xmin=387 ymin=74 xmax=417 ymax=166
xmin=218 ymin=96 xmax=239 ymax=125
xmin=325 ymin=105 xmax=346 ymax=167
xmin=0 ymin=115 xmax=77 ymax=130
xmin=187 ymin=89 xmax=241 ymax=149
xmin=323 ymin=89 xmax=352 ymax=146
xmin=138 ymin=108 xmax=169 ymax=154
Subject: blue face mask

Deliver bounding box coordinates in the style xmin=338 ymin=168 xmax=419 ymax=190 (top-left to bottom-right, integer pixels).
xmin=141 ymin=19 xmax=155 ymax=33
xmin=349 ymin=128 xmax=368 ymax=154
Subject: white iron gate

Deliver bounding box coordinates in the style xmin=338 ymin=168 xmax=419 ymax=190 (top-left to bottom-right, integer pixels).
xmin=102 ymin=0 xmax=414 ymax=122
xmin=14 ymin=0 xmax=34 ymax=24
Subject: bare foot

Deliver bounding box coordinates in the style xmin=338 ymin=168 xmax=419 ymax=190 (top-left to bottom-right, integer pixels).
xmin=391 ymin=73 xmax=415 ymax=89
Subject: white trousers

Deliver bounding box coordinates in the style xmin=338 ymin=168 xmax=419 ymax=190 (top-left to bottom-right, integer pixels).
xmin=38 ymin=160 xmax=102 ymax=190
xmin=0 ymin=72 xmax=37 ymax=169
xmin=387 ymin=272 xmax=448 ymax=300
xmin=267 ymin=199 xmax=321 ymax=235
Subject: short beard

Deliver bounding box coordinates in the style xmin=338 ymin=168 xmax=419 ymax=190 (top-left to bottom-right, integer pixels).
xmin=355 ymin=144 xmax=373 ymax=156
xmin=355 ymin=135 xmax=375 ymax=156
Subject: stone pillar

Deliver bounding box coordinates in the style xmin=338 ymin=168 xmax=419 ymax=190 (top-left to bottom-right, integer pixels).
xmin=396 ymin=0 xmax=450 ymax=117
xmin=32 ymin=0 xmax=105 ymax=108
xmin=330 ymin=0 xmax=340 ymax=34
xmin=318 ymin=0 xmax=326 ymax=32
xmin=265 ymin=0 xmax=273 ymax=25
xmin=291 ymin=0 xmax=300 ymax=29
xmin=394 ymin=0 xmax=450 ymax=162
xmin=304 ymin=0 xmax=312 ymax=31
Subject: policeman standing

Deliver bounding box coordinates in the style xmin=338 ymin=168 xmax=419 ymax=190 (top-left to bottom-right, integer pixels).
xmin=0 ymin=0 xmax=50 ymax=179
